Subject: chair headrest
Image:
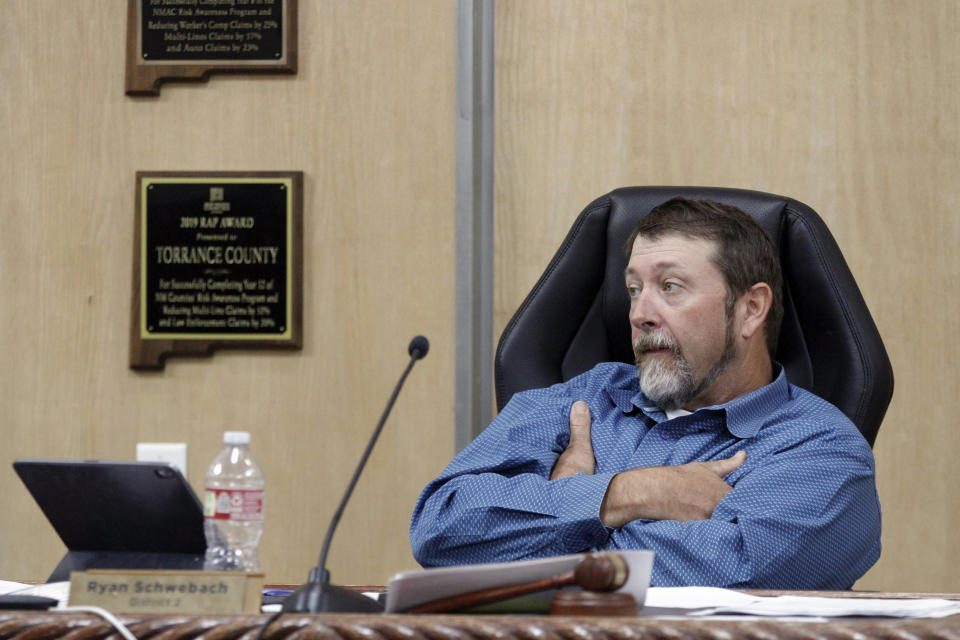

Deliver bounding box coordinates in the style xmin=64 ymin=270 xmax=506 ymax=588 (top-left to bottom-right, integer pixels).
xmin=495 ymin=186 xmax=893 ymax=446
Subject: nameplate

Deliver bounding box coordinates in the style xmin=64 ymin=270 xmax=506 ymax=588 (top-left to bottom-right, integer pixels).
xmin=68 ymin=570 xmax=264 ymax=614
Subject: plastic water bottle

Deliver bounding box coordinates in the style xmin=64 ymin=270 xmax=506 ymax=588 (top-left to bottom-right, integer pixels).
xmin=203 ymin=431 xmax=264 ymax=572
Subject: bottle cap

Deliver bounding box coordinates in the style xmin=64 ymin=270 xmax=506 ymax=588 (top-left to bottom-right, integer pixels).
xmin=223 ymin=431 xmax=251 ymax=445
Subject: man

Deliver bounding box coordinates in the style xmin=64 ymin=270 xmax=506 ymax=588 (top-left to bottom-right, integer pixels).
xmin=410 ymin=197 xmax=881 ymax=589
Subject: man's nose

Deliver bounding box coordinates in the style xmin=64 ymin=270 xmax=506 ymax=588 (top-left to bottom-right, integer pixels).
xmin=629 ymin=290 xmax=660 ymax=330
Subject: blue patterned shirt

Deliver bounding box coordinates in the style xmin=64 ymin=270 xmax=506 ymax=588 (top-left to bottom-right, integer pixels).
xmin=410 ymin=362 xmax=881 ymax=589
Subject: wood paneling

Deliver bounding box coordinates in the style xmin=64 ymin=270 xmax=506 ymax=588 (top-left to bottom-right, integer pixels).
xmin=495 ymin=0 xmax=959 ymax=591
xmin=2 ymin=0 xmax=956 ymax=593
xmin=0 ymin=0 xmax=455 ymax=584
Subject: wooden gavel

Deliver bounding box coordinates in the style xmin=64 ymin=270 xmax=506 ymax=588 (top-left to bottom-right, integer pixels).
xmin=408 ymin=552 xmax=633 ymax=614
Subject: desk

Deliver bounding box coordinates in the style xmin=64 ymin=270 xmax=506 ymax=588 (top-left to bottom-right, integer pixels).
xmin=1 ymin=597 xmax=959 ymax=640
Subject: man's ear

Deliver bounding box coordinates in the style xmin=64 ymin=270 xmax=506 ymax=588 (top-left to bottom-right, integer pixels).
xmin=737 ymin=282 xmax=773 ymax=340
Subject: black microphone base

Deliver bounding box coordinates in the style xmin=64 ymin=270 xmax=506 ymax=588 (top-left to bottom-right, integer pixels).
xmin=281 ymin=580 xmax=384 ymax=613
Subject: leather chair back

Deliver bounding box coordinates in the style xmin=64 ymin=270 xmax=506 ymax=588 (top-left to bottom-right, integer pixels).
xmin=494 ymin=187 xmax=893 ymax=446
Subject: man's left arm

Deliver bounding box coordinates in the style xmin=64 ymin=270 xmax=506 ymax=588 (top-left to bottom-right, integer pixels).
xmin=554 ymin=400 xmax=881 ymax=588
xmin=603 ymin=441 xmax=882 ymax=589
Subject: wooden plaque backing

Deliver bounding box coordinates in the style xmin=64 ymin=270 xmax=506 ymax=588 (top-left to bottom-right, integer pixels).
xmin=130 ymin=171 xmax=303 ymax=370
xmin=125 ymin=0 xmax=298 ymax=96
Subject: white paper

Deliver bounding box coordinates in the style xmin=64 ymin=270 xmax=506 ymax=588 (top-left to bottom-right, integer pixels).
xmin=260 ymin=592 xmax=381 ymax=613
xmin=643 ymin=586 xmax=760 ymax=609
xmin=0 ymin=580 xmax=32 ymax=595
xmin=643 ymin=587 xmax=960 ymax=619
xmin=693 ymin=594 xmax=960 ymax=618
xmin=385 ymin=551 xmax=654 ymax=613
xmin=0 ymin=580 xmax=70 ymax=605
xmin=1 ymin=581 xmax=29 ymax=594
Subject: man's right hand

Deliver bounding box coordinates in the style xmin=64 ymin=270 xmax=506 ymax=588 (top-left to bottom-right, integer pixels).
xmin=599 ymin=451 xmax=747 ymax=527
xmin=549 ymin=400 xmax=746 ymax=526
xmin=550 ymin=401 xmax=595 ymax=479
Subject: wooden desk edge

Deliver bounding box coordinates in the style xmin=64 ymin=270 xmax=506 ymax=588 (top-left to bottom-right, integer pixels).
xmin=1 ymin=608 xmax=958 ymax=640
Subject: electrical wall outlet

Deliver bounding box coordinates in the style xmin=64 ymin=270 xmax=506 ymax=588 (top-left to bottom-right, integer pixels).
xmin=136 ymin=442 xmax=187 ymax=478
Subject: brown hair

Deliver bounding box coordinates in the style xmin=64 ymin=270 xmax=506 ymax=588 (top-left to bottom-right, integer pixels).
xmin=625 ymin=197 xmax=784 ymax=356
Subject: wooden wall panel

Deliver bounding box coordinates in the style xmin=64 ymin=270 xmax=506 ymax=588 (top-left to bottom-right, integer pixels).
xmin=495 ymin=0 xmax=958 ymax=591
xmin=0 ymin=1 xmax=455 ymax=584
xmin=3 ymin=0 xmax=956 ymax=594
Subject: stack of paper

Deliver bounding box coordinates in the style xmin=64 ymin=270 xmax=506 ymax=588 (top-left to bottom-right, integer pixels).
xmin=385 ymin=551 xmax=655 ymax=613
xmin=643 ymin=587 xmax=960 ymax=619
xmin=0 ymin=580 xmax=70 ymax=605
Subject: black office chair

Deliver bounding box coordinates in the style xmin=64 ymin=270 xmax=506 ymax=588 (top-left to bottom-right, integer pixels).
xmin=494 ymin=187 xmax=893 ymax=447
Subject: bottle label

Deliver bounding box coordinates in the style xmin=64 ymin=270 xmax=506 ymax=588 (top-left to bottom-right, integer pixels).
xmin=204 ymin=489 xmax=264 ymax=521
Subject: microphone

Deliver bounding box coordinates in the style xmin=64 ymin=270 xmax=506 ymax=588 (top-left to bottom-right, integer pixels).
xmin=408 ymin=335 xmax=429 ymax=360
xmin=282 ymin=336 xmax=430 ymax=613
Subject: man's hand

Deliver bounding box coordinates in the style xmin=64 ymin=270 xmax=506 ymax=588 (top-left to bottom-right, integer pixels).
xmin=549 ymin=402 xmax=746 ymax=525
xmin=599 ymin=451 xmax=747 ymax=527
xmin=550 ymin=401 xmax=595 ymax=479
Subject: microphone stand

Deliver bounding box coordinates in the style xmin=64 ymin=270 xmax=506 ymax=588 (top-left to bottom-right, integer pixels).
xmin=282 ymin=337 xmax=429 ymax=613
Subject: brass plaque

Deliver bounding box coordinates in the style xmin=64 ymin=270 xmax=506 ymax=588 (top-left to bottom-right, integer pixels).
xmin=125 ymin=0 xmax=298 ymax=95
xmin=69 ymin=570 xmax=263 ymax=614
xmin=130 ymin=171 xmax=303 ymax=369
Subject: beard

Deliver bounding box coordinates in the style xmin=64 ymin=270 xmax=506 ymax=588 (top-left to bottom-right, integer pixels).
xmin=633 ymin=321 xmax=736 ymax=411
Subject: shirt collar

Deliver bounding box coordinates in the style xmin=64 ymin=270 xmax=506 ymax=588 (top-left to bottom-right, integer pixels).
xmin=605 ymin=385 xmax=639 ymax=413
xmin=606 ymin=362 xmax=790 ymax=439
xmin=716 ymin=363 xmax=790 ymax=438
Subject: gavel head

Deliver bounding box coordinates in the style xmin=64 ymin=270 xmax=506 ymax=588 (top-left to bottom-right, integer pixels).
xmin=573 ymin=553 xmax=630 ymax=592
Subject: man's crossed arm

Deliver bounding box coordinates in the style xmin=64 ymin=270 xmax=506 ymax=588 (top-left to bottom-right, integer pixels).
xmin=412 ymin=387 xmax=880 ymax=588
xmin=550 ymin=401 xmax=745 ymax=527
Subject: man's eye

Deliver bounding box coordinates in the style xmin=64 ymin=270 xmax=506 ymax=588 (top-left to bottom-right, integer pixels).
xmin=662 ymin=282 xmax=678 ymax=292
xmin=626 ymin=285 xmax=640 ymax=297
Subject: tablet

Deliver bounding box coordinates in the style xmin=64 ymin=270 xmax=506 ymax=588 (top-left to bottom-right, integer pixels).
xmin=13 ymin=459 xmax=206 ymax=581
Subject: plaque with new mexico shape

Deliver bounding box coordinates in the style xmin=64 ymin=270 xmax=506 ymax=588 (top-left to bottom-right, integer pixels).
xmin=125 ymin=0 xmax=298 ymax=95
xmin=130 ymin=171 xmax=303 ymax=369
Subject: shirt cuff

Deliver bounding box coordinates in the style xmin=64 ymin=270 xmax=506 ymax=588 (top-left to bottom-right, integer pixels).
xmin=554 ymin=471 xmax=617 ymax=553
